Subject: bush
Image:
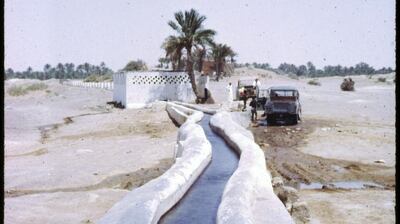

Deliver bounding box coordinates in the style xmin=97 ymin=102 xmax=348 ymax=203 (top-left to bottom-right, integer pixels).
xmin=307 ymin=79 xmax=321 ymax=86
xmin=7 ymin=83 xmax=48 ymax=96
xmin=377 ymin=77 xmax=386 ymax=82
xmin=340 ymin=78 xmax=355 ymax=91
xmin=288 ymin=73 xmax=299 ymax=80
xmin=7 ymin=86 xmax=27 ymax=96
xmin=84 ymin=74 xmax=112 ymax=82
xmin=25 ymin=83 xmax=48 ymax=91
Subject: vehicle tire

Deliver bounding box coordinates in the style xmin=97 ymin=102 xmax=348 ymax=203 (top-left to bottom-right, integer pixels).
xmin=267 ymin=115 xmax=275 ymax=125
xmin=292 ymin=114 xmax=298 ymax=125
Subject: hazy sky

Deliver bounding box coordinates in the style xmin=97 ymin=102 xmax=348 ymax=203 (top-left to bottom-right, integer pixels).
xmin=5 ymin=0 xmax=396 ymax=71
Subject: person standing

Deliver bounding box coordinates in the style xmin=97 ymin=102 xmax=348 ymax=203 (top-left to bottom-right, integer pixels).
xmin=242 ymin=89 xmax=248 ymax=111
xmin=226 ymin=82 xmax=233 ymax=108
xmin=253 ymin=78 xmax=261 ymax=98
xmin=249 ymin=96 xmax=258 ymax=122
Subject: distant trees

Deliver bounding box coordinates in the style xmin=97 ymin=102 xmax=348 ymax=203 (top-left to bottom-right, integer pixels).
xmin=122 ymin=60 xmax=148 ymax=72
xmin=278 ymin=62 xmax=393 ymax=77
xmin=5 ymin=62 xmax=114 ymax=80
xmin=234 ymin=61 xmax=394 ymax=77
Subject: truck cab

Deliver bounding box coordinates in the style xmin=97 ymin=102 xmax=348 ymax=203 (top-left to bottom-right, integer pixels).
xmin=264 ymin=86 xmax=301 ymax=125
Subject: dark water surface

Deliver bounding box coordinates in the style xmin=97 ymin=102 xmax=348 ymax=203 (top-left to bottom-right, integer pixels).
xmin=159 ymin=115 xmax=239 ymax=224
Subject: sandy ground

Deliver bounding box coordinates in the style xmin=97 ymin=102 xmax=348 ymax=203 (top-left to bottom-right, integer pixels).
xmin=4 ymin=79 xmax=177 ymax=223
xmin=208 ymin=68 xmax=396 ymax=223
xmin=4 ymin=68 xmax=395 ymax=223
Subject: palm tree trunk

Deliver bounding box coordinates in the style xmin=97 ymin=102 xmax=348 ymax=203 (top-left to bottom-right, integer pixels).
xmin=186 ymin=46 xmax=199 ymax=98
xmin=216 ymin=59 xmax=221 ymax=81
xmin=197 ymin=48 xmax=206 ymax=72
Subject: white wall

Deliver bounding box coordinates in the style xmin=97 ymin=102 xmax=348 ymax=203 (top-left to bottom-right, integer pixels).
xmin=63 ymin=80 xmax=113 ymax=90
xmin=113 ymin=72 xmax=196 ymax=108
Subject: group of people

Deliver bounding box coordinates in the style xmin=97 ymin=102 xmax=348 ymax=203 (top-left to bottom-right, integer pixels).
xmin=226 ymin=78 xmax=261 ymax=122
xmin=199 ymin=72 xmax=262 ymax=122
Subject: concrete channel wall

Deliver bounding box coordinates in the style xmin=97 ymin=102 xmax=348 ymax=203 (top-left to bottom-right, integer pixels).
xmin=98 ymin=102 xmax=211 ymax=224
xmin=210 ymin=111 xmax=294 ymax=224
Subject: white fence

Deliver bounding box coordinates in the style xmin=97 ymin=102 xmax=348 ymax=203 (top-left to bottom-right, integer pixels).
xmin=63 ymin=80 xmax=114 ymax=90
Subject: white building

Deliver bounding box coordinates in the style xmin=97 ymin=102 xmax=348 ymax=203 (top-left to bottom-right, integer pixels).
xmin=113 ymin=71 xmax=196 ymax=108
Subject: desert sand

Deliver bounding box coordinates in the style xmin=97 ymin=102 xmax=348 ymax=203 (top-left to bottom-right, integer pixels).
xmin=4 ymin=67 xmax=396 ymax=223
xmin=217 ymin=67 xmax=395 ymax=224
xmin=4 ymin=80 xmax=177 ymax=223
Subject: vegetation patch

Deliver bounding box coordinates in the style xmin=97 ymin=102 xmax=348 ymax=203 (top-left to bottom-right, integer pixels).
xmin=288 ymin=73 xmax=299 ymax=80
xmin=7 ymin=83 xmax=48 ymax=96
xmin=377 ymin=77 xmax=386 ymax=82
xmin=84 ymin=74 xmax=112 ymax=82
xmin=307 ymin=79 xmax=321 ymax=86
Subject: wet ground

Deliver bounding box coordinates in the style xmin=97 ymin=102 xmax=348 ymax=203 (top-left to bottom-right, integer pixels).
xmin=160 ymin=115 xmax=239 ymax=224
xmin=250 ymin=117 xmax=395 ymax=189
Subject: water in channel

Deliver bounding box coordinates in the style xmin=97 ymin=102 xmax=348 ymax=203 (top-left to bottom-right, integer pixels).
xmin=159 ymin=115 xmax=239 ymax=224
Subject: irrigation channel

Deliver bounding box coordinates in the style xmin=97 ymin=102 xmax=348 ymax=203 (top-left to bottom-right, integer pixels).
xmin=160 ymin=115 xmax=239 ymax=224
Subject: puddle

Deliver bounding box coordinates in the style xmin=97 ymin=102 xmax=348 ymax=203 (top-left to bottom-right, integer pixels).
xmin=299 ymin=181 xmax=385 ymax=190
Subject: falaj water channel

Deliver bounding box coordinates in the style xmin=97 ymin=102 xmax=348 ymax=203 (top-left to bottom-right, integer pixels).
xmin=160 ymin=115 xmax=239 ymax=223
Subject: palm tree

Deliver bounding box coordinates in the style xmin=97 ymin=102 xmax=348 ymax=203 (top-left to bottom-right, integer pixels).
xmin=211 ymin=43 xmax=236 ymax=81
xmin=167 ymin=9 xmax=216 ymax=97
xmin=162 ymin=35 xmax=185 ymax=71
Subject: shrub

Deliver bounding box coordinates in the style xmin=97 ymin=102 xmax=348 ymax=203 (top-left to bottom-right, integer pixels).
xmin=7 ymin=83 xmax=48 ymax=96
xmin=307 ymin=79 xmax=321 ymax=86
xmin=84 ymin=74 xmax=112 ymax=82
xmin=25 ymin=83 xmax=48 ymax=91
xmin=7 ymin=86 xmax=27 ymax=96
xmin=340 ymin=78 xmax=355 ymax=91
xmin=288 ymin=73 xmax=299 ymax=80
xmin=377 ymin=77 xmax=386 ymax=82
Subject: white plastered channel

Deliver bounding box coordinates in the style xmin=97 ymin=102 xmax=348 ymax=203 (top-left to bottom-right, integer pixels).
xmin=172 ymin=101 xmax=219 ymax=115
xmin=210 ymin=111 xmax=294 ymax=224
xmin=98 ymin=102 xmax=211 ymax=224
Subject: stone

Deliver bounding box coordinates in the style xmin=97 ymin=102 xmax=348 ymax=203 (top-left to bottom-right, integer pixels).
xmin=263 ymin=129 xmax=268 ymax=133
xmin=291 ymin=201 xmax=311 ymax=224
xmin=374 ymin=159 xmax=385 ymax=164
xmin=283 ymin=186 xmax=299 ymax=203
xmin=272 ymin=177 xmax=284 ymax=188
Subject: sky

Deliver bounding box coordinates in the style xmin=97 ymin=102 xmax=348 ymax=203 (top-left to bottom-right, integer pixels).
xmin=4 ymin=0 xmax=396 ymax=71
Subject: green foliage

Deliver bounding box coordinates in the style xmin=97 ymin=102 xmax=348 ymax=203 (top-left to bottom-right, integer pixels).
xmin=236 ymin=61 xmax=394 ymax=78
xmin=123 ymin=60 xmax=148 ymax=72
xmin=7 ymin=86 xmax=27 ymax=96
xmin=7 ymin=83 xmax=48 ymax=96
xmin=165 ymin=8 xmax=216 ymax=74
xmin=307 ymin=79 xmax=321 ymax=86
xmin=5 ymin=62 xmax=114 ymax=80
xmin=377 ymin=77 xmax=386 ymax=82
xmin=84 ymin=74 xmax=113 ymax=82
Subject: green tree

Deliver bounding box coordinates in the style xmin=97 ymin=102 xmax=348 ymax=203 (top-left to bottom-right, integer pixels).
xmin=162 ymin=36 xmax=185 ymax=71
xmin=167 ymin=8 xmax=216 ymax=97
xmin=211 ymin=43 xmax=236 ymax=81
xmin=123 ymin=60 xmax=148 ymax=71
xmin=306 ymin=61 xmax=316 ymax=77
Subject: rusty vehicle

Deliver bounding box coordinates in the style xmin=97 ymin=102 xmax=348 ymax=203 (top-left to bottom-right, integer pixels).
xmin=264 ymin=86 xmax=301 ymax=125
xmin=236 ymin=79 xmax=256 ymax=100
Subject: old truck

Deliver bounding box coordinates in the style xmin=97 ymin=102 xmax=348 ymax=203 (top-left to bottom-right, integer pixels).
xmin=264 ymin=86 xmax=301 ymax=125
xmin=236 ymin=79 xmax=256 ymax=101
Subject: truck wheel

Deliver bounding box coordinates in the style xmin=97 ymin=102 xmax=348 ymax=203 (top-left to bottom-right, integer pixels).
xmin=267 ymin=115 xmax=275 ymax=125
xmin=292 ymin=114 xmax=298 ymax=125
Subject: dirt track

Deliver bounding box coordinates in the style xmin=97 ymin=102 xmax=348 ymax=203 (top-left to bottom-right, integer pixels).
xmin=250 ymin=117 xmax=395 ymax=189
